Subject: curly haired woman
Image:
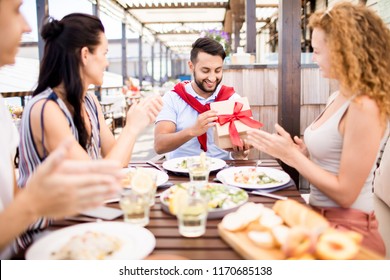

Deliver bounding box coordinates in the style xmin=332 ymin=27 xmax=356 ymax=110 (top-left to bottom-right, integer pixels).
xmin=247 ymin=2 xmax=390 ymax=256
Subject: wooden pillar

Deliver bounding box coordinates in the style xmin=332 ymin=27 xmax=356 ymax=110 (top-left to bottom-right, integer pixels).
xmin=165 ymin=48 xmax=169 ymax=80
xmin=92 ymin=0 xmax=100 ymax=17
xmin=138 ymin=33 xmax=143 ymax=89
xmin=171 ymin=52 xmax=175 ymax=79
xmin=92 ymin=0 xmax=101 ymax=100
xmin=278 ymin=0 xmax=301 ymax=188
xmin=160 ymin=42 xmax=163 ymax=86
xmin=233 ymin=13 xmax=241 ymax=52
xmin=151 ymin=44 xmax=155 ymax=87
xmin=121 ymin=21 xmax=127 ymax=84
xmin=36 ymin=0 xmax=48 ymax=62
xmin=245 ymin=0 xmax=256 ymax=54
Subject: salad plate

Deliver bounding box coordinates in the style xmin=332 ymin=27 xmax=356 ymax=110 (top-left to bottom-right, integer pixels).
xmin=105 ymin=168 xmax=169 ymax=203
xmin=216 ymin=166 xmax=291 ymax=190
xmin=162 ymin=156 xmax=226 ymax=174
xmin=160 ymin=183 xmax=248 ymax=219
xmin=121 ymin=167 xmax=169 ymax=188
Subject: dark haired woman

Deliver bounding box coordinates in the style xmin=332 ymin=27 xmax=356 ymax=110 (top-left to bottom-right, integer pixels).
xmin=17 ymin=13 xmax=162 ymax=248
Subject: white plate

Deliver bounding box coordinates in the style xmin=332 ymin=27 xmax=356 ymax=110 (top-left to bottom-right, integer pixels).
xmin=160 ymin=183 xmax=248 ymax=219
xmin=122 ymin=167 xmax=169 ymax=187
xmin=105 ymin=168 xmax=169 ymax=203
xmin=216 ymin=166 xmax=291 ymax=190
xmin=26 ymin=222 xmax=155 ymax=260
xmin=162 ymin=156 xmax=226 ymax=174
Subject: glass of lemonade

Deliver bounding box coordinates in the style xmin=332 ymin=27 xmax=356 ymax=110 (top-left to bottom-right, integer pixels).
xmin=130 ymin=168 xmax=157 ymax=207
xmin=119 ymin=189 xmax=150 ymax=226
xmin=143 ymin=169 xmax=157 ymax=207
xmin=176 ymin=188 xmax=208 ymax=237
xmin=187 ymin=156 xmax=210 ymax=188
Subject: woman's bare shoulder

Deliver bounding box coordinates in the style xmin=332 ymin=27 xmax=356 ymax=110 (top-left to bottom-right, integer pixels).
xmin=29 ymin=98 xmax=64 ymax=120
xmin=351 ymin=95 xmax=380 ymax=114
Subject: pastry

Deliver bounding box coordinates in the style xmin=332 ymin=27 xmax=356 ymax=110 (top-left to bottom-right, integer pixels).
xmin=315 ymin=229 xmax=360 ymax=260
xmin=273 ymin=199 xmax=329 ymax=230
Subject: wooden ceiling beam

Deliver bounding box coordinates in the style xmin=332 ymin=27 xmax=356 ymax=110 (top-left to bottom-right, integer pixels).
xmin=256 ymin=4 xmax=278 ymax=8
xmin=154 ymin=31 xmax=201 ymax=35
xmin=125 ymin=3 xmax=227 ymax=10
xmin=143 ymin=20 xmax=222 ymax=24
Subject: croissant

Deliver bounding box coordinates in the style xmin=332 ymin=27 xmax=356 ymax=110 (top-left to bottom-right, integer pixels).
xmin=272 ymin=199 xmax=329 ymax=231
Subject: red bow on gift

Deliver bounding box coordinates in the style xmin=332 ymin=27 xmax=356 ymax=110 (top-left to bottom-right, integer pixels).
xmin=217 ymin=102 xmax=263 ymax=147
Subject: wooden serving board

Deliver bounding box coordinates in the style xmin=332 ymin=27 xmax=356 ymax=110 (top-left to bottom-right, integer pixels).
xmin=218 ymin=223 xmax=383 ymax=260
xmin=218 ymin=223 xmax=285 ymax=260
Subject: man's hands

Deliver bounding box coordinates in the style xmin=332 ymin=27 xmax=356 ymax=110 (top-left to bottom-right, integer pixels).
xmin=229 ymin=139 xmax=251 ymax=160
xmin=189 ymin=110 xmax=218 ymax=137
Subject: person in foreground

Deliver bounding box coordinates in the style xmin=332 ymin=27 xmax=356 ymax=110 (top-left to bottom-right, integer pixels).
xmin=0 ymin=0 xmax=122 ymax=259
xmin=248 ymin=2 xmax=390 ymax=256
xmin=17 ymin=13 xmax=163 ymax=248
xmin=154 ymin=37 xmax=250 ymax=160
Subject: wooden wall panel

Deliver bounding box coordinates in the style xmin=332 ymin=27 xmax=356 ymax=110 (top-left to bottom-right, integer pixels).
xmin=264 ymin=69 xmax=278 ymax=105
xmin=300 ymin=104 xmax=326 ymax=135
xmin=242 ymin=69 xmax=264 ymax=106
xmin=224 ymin=70 xmax=244 ymax=96
xmin=301 ymin=68 xmax=330 ymax=105
xmin=247 ymin=105 xmax=278 ymax=160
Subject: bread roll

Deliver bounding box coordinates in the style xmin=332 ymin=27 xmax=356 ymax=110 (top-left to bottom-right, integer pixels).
xmin=259 ymin=214 xmax=283 ymax=229
xmin=273 ymin=199 xmax=329 ymax=230
xmin=247 ymin=231 xmax=275 ymax=249
xmin=271 ymin=225 xmax=291 ymax=247
xmin=237 ymin=202 xmax=264 ymax=224
xmin=221 ymin=212 xmax=247 ymax=232
xmin=282 ymin=226 xmax=315 ymax=258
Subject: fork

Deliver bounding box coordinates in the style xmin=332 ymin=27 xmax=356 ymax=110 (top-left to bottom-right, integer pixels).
xmin=146 ymin=160 xmax=167 ymax=173
xmin=250 ymin=191 xmax=288 ymax=200
xmin=64 ymin=216 xmax=103 ymax=223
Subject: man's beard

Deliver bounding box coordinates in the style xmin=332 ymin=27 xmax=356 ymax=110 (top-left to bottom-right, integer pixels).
xmin=193 ymin=71 xmax=222 ymax=94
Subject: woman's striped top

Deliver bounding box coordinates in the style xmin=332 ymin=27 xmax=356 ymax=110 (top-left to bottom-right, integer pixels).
xmin=16 ymin=88 xmax=101 ymax=250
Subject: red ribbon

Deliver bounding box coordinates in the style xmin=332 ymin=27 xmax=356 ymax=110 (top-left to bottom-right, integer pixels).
xmin=217 ymin=102 xmax=263 ymax=147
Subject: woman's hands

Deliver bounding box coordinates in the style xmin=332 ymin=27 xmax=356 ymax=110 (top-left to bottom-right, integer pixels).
xmin=125 ymin=95 xmax=163 ymax=134
xmin=247 ymin=124 xmax=308 ymax=165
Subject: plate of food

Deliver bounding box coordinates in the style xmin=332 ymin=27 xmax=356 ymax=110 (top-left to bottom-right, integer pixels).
xmin=216 ymin=166 xmax=291 ymax=190
xmin=25 ymin=222 xmax=155 ymax=260
xmin=162 ymin=156 xmax=226 ymax=174
xmin=104 ymin=168 xmax=169 ymax=203
xmin=121 ymin=167 xmax=169 ymax=188
xmin=160 ymin=183 xmax=248 ymax=219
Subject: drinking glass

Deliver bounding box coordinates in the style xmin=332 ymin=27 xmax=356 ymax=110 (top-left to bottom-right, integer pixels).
xmin=187 ymin=156 xmax=210 ymax=188
xmin=131 ymin=168 xmax=158 ymax=207
xmin=119 ymin=189 xmax=150 ymax=226
xmin=176 ymin=188 xmax=208 ymax=238
xmin=142 ymin=169 xmax=157 ymax=207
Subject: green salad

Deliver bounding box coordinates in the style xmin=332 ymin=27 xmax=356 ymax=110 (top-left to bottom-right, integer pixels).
xmin=176 ymin=159 xmax=188 ymax=169
xmin=163 ymin=183 xmax=248 ymax=211
xmin=175 ymin=157 xmax=215 ymax=170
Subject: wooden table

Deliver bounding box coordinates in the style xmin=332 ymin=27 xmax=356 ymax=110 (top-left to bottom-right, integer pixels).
xmin=43 ymin=159 xmax=303 ymax=260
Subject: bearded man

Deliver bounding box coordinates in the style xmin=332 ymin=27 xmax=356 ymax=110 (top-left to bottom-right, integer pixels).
xmin=154 ymin=37 xmax=250 ymax=160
